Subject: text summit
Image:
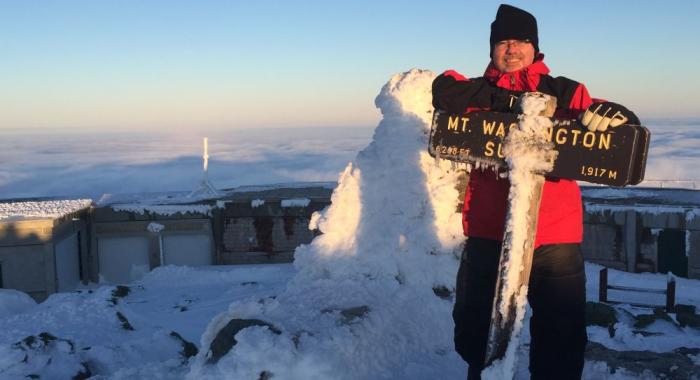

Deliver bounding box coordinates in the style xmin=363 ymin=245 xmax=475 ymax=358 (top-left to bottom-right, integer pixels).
xmin=447 ymin=116 xmax=613 ymax=159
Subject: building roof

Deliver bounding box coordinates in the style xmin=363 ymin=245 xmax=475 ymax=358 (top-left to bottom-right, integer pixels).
xmin=582 ymin=186 xmax=700 ymax=208
xmin=0 ymin=199 xmax=93 ymax=222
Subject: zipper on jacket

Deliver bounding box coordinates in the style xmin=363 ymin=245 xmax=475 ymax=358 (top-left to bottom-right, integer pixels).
xmin=509 ymin=74 xmax=515 ymax=88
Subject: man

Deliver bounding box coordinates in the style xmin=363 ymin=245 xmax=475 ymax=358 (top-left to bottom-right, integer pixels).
xmin=432 ymin=4 xmax=639 ymax=380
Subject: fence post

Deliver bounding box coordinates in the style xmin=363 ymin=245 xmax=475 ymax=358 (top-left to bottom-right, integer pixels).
xmin=599 ymin=268 xmax=608 ymax=303
xmin=666 ymin=275 xmax=676 ymax=313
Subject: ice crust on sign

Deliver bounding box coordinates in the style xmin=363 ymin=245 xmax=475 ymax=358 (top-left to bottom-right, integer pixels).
xmin=482 ymin=93 xmax=555 ymax=379
xmin=188 ymin=69 xmax=468 ymax=379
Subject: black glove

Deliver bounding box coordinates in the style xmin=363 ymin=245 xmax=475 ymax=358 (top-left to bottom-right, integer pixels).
xmin=580 ymin=102 xmax=640 ymax=131
xmin=490 ymin=87 xmax=525 ymax=113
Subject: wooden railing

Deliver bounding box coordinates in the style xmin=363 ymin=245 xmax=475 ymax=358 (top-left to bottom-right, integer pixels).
xmin=598 ymin=267 xmax=676 ymax=312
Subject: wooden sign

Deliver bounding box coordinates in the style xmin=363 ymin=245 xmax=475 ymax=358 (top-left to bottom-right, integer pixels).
xmin=428 ymin=111 xmax=650 ymax=186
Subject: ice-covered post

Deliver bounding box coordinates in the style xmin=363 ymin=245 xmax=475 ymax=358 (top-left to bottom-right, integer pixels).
xmin=147 ymin=222 xmax=166 ymax=265
xmin=483 ymin=92 xmax=557 ymax=377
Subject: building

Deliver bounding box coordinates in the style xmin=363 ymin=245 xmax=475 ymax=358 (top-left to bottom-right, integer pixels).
xmin=581 ymin=187 xmax=700 ymax=279
xmin=3 ymin=183 xmax=698 ymax=302
xmin=91 ymin=192 xmax=217 ymax=285
xmin=89 ymin=183 xmax=333 ymax=282
xmin=0 ymin=199 xmax=92 ymax=301
xmin=217 ymin=184 xmax=333 ymax=264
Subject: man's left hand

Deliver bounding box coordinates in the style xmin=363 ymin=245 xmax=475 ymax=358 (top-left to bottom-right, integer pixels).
xmin=580 ymin=102 xmax=640 ymax=132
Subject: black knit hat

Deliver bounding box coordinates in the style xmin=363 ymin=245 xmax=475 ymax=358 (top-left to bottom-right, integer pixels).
xmin=490 ymin=4 xmax=539 ymax=54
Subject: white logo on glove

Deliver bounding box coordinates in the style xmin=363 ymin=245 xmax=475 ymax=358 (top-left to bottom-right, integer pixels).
xmin=581 ymin=103 xmax=629 ymax=132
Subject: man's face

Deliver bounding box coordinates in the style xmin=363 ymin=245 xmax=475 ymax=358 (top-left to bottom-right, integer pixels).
xmin=491 ymin=39 xmax=535 ymax=73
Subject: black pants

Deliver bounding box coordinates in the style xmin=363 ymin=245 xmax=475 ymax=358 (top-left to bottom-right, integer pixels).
xmin=453 ymin=238 xmax=587 ymax=380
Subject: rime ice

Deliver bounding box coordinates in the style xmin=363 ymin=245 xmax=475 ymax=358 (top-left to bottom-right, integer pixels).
xmin=483 ymin=92 xmax=556 ymax=379
xmin=0 ymin=199 xmax=92 ymax=221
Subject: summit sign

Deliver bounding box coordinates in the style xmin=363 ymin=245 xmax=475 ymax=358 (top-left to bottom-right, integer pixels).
xmin=429 ymin=111 xmax=650 ymax=187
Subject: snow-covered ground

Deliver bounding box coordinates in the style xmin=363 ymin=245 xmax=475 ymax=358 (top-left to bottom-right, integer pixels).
xmin=1 ymin=263 xmax=698 ymax=379
xmin=0 ymin=264 xmax=297 ymax=380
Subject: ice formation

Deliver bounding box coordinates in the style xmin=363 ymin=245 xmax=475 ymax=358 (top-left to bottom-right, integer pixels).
xmin=187 ymin=69 xmax=467 ymax=380
xmin=482 ymin=93 xmax=556 ymax=379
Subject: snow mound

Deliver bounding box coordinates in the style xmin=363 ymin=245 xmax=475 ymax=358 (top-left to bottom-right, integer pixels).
xmin=0 ymin=289 xmax=37 ymax=319
xmin=188 ymin=69 xmax=467 ymax=379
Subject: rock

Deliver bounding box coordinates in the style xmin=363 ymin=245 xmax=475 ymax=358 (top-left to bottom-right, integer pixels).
xmin=633 ymin=308 xmax=678 ymax=329
xmin=110 ymin=286 xmax=131 ymax=305
xmin=169 ymin=331 xmax=199 ymax=362
xmin=116 ymin=311 xmax=134 ymax=331
xmin=73 ymin=362 xmax=92 ymax=380
xmin=586 ymin=341 xmax=700 ymax=378
xmin=630 ymin=330 xmax=663 ymax=337
xmin=206 ymin=319 xmax=281 ymax=364
xmin=676 ymin=313 xmax=700 ymax=329
xmin=585 ymin=302 xmax=617 ymax=337
xmin=340 ymin=306 xmax=370 ymax=324
xmin=674 ymin=304 xmax=696 ymax=315
xmin=674 ymin=304 xmax=700 ymax=329
xmin=432 ymin=286 xmax=453 ymax=301
xmin=14 ymin=332 xmax=74 ymax=353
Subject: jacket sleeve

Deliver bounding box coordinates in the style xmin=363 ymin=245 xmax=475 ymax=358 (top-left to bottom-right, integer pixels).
xmin=567 ymin=83 xmax=594 ymax=114
xmin=432 ymin=70 xmax=493 ymax=113
xmin=571 ymin=85 xmax=641 ymax=124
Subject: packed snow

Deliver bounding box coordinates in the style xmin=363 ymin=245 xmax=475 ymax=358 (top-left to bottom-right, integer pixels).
xmin=0 ymin=199 xmax=92 ymax=221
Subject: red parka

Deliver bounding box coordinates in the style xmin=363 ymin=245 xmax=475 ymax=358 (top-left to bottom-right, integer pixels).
xmin=432 ymin=54 xmax=594 ymax=247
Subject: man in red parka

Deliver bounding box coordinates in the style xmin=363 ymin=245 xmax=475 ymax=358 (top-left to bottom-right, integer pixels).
xmin=432 ymin=4 xmax=639 ymax=380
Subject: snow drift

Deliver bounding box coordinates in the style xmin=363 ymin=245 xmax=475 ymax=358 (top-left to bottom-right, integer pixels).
xmin=187 ymin=69 xmax=468 ymax=379
xmin=0 ymin=289 xmax=37 ymax=319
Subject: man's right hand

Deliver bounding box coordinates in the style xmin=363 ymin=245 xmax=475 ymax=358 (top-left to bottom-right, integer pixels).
xmin=580 ymin=102 xmax=640 ymax=132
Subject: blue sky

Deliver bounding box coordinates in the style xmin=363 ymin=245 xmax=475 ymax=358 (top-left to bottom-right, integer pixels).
xmin=0 ymin=1 xmax=698 ymax=132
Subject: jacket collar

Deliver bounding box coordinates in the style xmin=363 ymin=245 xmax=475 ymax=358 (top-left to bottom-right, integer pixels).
xmin=483 ymin=53 xmax=549 ymax=91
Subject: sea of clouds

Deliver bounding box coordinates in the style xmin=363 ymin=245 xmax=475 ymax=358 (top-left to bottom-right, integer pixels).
xmin=0 ymin=117 xmax=698 ymax=201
